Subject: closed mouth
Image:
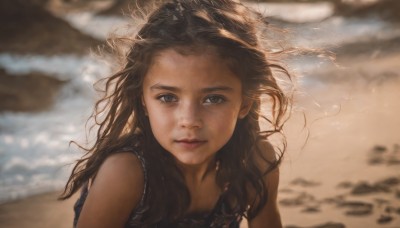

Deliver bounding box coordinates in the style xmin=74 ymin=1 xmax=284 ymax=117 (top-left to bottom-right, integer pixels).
xmin=175 ymin=139 xmax=207 ymax=143
xmin=174 ymin=139 xmax=207 ymax=149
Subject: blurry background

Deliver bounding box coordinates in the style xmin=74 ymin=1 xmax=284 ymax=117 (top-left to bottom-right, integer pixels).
xmin=0 ymin=0 xmax=399 ymax=227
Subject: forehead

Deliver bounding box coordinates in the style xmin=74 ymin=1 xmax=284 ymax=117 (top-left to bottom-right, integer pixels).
xmin=145 ymin=48 xmax=241 ymax=87
xmin=151 ymin=45 xmax=219 ymax=66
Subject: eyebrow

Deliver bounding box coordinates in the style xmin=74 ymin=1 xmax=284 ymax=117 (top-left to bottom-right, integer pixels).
xmin=150 ymin=84 xmax=234 ymax=93
xmin=202 ymin=86 xmax=234 ymax=93
xmin=150 ymin=84 xmax=180 ymax=92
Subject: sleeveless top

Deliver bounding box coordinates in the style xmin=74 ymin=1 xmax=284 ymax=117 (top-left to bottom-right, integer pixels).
xmin=73 ymin=149 xmax=243 ymax=227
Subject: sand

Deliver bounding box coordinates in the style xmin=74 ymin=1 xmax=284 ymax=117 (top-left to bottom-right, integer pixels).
xmin=0 ymin=192 xmax=77 ymax=228
xmin=1 ymin=52 xmax=399 ymax=227
xmin=276 ymin=51 xmax=400 ymax=227
xmin=1 ymin=1 xmax=400 ymax=227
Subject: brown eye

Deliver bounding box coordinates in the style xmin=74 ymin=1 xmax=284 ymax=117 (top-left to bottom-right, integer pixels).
xmin=204 ymin=95 xmax=226 ymax=104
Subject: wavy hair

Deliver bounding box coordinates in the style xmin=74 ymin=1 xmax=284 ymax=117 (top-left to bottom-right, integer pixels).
xmin=61 ymin=0 xmax=292 ymax=226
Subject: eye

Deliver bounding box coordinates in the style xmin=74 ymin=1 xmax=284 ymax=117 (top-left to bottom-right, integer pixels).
xmin=204 ymin=95 xmax=226 ymax=104
xmin=157 ymin=94 xmax=178 ymax=103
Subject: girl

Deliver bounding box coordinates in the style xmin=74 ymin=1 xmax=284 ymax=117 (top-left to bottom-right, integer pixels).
xmin=61 ymin=0 xmax=292 ymax=227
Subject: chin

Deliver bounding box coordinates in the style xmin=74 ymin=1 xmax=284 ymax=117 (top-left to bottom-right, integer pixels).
xmin=174 ymin=154 xmax=210 ymax=166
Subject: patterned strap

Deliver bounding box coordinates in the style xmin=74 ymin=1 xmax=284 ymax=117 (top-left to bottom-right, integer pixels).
xmin=73 ymin=147 xmax=147 ymax=228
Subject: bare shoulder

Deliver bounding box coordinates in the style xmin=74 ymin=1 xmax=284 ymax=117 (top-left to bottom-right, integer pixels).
xmin=248 ymin=140 xmax=282 ymax=228
xmin=97 ymin=152 xmax=144 ymax=180
xmin=76 ymin=152 xmax=144 ymax=228
xmin=253 ymin=140 xmax=278 ymax=172
xmin=92 ymin=152 xmax=144 ymax=193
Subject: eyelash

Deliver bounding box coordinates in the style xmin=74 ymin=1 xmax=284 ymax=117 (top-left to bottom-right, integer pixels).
xmin=204 ymin=95 xmax=226 ymax=104
xmin=156 ymin=94 xmax=227 ymax=104
xmin=157 ymin=94 xmax=177 ymax=103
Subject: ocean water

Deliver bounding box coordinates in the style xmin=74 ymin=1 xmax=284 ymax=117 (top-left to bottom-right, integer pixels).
xmin=0 ymin=54 xmax=109 ymax=203
xmin=0 ymin=3 xmax=398 ymax=203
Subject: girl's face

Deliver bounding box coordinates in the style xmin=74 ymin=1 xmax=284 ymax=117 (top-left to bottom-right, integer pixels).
xmin=142 ymin=48 xmax=251 ymax=167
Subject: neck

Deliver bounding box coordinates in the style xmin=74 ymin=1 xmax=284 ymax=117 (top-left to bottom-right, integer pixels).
xmin=176 ymin=157 xmax=217 ymax=186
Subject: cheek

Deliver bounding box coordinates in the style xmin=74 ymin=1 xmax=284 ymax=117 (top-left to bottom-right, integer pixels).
xmin=147 ymin=108 xmax=173 ymax=137
xmin=148 ymin=111 xmax=166 ymax=128
xmin=210 ymin=108 xmax=239 ymax=133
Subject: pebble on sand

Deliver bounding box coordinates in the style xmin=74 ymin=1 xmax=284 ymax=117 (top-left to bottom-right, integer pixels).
xmin=338 ymin=201 xmax=374 ymax=216
xmin=376 ymin=214 xmax=393 ymax=224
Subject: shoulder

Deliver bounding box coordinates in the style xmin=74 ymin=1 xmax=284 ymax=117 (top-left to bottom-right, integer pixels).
xmin=76 ymin=152 xmax=145 ymax=228
xmin=253 ymin=140 xmax=278 ymax=173
xmin=92 ymin=152 xmax=145 ymax=193
xmin=98 ymin=151 xmax=144 ymax=179
xmin=247 ymin=140 xmax=282 ymax=227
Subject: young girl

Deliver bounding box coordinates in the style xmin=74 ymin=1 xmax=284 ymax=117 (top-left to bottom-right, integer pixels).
xmin=61 ymin=0 xmax=291 ymax=227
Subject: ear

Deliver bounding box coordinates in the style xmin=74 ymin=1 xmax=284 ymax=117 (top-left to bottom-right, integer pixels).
xmin=238 ymin=97 xmax=253 ymax=119
xmin=141 ymin=95 xmax=148 ymax=116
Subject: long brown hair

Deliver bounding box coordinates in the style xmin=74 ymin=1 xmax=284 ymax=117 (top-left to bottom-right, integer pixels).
xmin=61 ymin=0 xmax=292 ymax=226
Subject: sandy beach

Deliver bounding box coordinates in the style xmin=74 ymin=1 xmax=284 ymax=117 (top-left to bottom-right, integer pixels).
xmin=1 ymin=53 xmax=399 ymax=228
xmin=1 ymin=0 xmax=400 ymax=227
xmin=277 ymin=51 xmax=400 ymax=227
xmin=0 ymin=192 xmax=77 ymax=228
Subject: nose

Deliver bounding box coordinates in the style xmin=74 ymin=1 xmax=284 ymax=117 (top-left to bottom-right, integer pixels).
xmin=178 ymin=102 xmax=202 ymax=129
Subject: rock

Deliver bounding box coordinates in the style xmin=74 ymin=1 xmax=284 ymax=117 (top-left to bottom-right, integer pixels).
xmin=0 ymin=0 xmax=102 ymax=55
xmin=291 ymin=178 xmax=320 ymax=187
xmin=367 ymin=144 xmax=400 ymax=166
xmin=373 ymin=145 xmax=388 ymax=153
xmin=338 ymin=201 xmax=373 ymax=216
xmin=301 ymin=206 xmax=321 ymax=213
xmin=279 ymin=192 xmax=316 ymax=207
xmin=377 ymin=214 xmax=393 ymax=224
xmin=348 ymin=177 xmax=400 ymax=198
xmin=351 ymin=182 xmax=390 ymax=195
xmin=375 ymin=177 xmax=400 ymax=188
xmin=0 ymin=69 xmax=66 ymax=112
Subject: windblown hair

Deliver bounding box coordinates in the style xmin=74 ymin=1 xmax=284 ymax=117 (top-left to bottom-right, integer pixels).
xmin=61 ymin=0 xmax=292 ymax=226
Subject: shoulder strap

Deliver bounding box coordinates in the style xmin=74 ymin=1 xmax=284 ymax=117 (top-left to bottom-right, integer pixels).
xmin=120 ymin=148 xmax=149 ymax=227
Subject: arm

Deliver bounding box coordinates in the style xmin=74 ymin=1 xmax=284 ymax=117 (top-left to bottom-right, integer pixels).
xmin=76 ymin=152 xmax=144 ymax=228
xmin=248 ymin=141 xmax=283 ymax=228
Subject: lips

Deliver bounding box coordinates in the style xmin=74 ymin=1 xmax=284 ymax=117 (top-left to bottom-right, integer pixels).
xmin=174 ymin=139 xmax=207 ymax=150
